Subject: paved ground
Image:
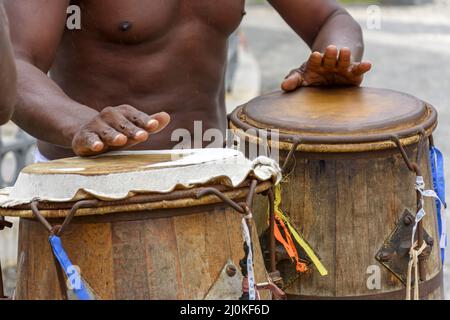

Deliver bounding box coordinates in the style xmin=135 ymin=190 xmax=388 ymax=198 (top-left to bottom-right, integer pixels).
xmin=240 ymin=1 xmax=450 ymax=298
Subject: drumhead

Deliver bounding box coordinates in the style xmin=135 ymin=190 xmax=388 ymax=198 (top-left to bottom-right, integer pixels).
xmin=229 ymin=87 xmax=437 ymax=152
xmin=0 ymin=148 xmax=281 ymax=211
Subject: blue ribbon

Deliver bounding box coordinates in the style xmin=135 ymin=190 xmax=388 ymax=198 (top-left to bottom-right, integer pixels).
xmin=429 ymin=146 xmax=447 ymax=262
xmin=49 ymin=235 xmax=92 ymax=300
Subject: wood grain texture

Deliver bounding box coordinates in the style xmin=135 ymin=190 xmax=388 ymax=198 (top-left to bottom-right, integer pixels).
xmin=144 ymin=218 xmax=183 ymax=300
xmin=14 ymin=203 xmax=269 ymax=300
xmin=273 ymin=143 xmax=443 ymax=299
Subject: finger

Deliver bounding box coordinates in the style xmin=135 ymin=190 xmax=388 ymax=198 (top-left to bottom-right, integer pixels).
xmin=147 ymin=111 xmax=171 ymax=134
xmin=105 ymin=113 xmax=148 ymax=142
xmin=95 ymin=121 xmax=130 ymax=146
xmin=72 ymin=131 xmax=104 ymax=156
xmin=101 ymin=107 xmax=148 ymax=141
xmin=116 ymin=105 xmax=156 ymax=132
xmin=307 ymin=51 xmax=323 ymax=70
xmin=322 ymin=45 xmax=338 ymax=70
xmin=351 ymin=62 xmax=372 ymax=75
xmin=281 ymin=71 xmax=304 ymax=92
xmin=337 ymin=47 xmax=352 ymax=71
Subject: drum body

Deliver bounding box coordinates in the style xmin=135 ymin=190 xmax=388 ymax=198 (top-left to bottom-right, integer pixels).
xmin=14 ymin=186 xmax=269 ymax=300
xmin=0 ymin=149 xmax=279 ymax=300
xmin=230 ymin=87 xmax=444 ymax=299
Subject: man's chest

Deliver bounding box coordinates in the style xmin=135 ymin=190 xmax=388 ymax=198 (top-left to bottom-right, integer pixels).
xmin=72 ymin=0 xmax=246 ymax=43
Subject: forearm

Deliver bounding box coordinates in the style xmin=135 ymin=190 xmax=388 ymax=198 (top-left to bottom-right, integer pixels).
xmin=0 ymin=5 xmax=16 ymax=124
xmin=311 ymin=10 xmax=364 ymax=62
xmin=12 ymin=59 xmax=98 ymax=147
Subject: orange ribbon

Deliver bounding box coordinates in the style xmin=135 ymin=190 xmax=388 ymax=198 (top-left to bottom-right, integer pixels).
xmin=273 ymin=215 xmax=308 ymax=273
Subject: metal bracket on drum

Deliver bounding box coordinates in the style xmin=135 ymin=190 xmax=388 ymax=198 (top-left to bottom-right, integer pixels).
xmin=0 ymin=216 xmax=13 ymax=300
xmin=196 ymin=179 xmax=286 ymax=300
xmin=376 ymin=209 xmax=433 ymax=285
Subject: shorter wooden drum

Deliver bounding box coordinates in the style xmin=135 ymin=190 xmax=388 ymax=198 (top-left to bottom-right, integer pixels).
xmin=0 ymin=149 xmax=280 ymax=300
xmin=230 ymin=87 xmax=444 ymax=300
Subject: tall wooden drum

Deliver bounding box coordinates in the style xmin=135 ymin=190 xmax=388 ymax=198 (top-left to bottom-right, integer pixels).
xmin=229 ymin=87 xmax=444 ymax=300
xmin=0 ymin=149 xmax=282 ymax=300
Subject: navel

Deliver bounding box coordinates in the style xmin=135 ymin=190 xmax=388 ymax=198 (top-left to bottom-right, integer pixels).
xmin=119 ymin=21 xmax=133 ymax=32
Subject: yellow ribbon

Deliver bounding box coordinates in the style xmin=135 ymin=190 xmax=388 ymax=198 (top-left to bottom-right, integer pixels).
xmin=273 ymin=185 xmax=328 ymax=276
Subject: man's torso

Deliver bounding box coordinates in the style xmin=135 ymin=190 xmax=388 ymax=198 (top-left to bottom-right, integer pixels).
xmin=40 ymin=0 xmax=246 ymax=159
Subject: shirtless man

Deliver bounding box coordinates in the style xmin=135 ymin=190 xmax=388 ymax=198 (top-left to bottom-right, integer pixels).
xmin=5 ymin=0 xmax=371 ymax=159
xmin=0 ymin=4 xmax=16 ymax=125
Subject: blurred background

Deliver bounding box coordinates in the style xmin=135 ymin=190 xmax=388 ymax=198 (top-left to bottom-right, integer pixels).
xmin=1 ymin=0 xmax=450 ymax=297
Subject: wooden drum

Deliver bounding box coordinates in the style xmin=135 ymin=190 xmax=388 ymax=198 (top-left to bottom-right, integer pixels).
xmin=0 ymin=149 xmax=281 ymax=300
xmin=229 ymin=87 xmax=444 ymax=300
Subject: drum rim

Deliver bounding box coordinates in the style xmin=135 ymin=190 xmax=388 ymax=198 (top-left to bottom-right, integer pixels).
xmin=229 ymin=90 xmax=437 ymax=153
xmin=0 ymin=180 xmax=272 ymax=219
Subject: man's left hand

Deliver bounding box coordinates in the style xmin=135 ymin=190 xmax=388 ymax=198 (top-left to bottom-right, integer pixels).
xmin=281 ymin=45 xmax=372 ymax=92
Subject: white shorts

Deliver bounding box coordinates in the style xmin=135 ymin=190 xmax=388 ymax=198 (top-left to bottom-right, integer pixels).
xmin=34 ymin=149 xmax=50 ymax=163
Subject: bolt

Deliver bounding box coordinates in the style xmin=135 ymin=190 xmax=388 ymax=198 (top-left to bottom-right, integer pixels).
xmin=226 ymin=265 xmax=237 ymax=277
xmin=403 ymin=215 xmax=414 ymax=226
xmin=378 ymin=250 xmax=392 ymax=262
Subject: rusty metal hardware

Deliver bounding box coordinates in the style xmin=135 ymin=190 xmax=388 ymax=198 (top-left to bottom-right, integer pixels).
xmin=56 ymin=200 xmax=99 ymax=236
xmin=389 ymin=133 xmax=428 ymax=281
xmin=226 ymin=264 xmax=237 ymax=277
xmin=281 ymin=139 xmax=301 ymax=175
xmin=196 ymin=179 xmax=259 ymax=216
xmin=31 ymin=199 xmax=99 ymax=236
xmin=30 ymin=199 xmax=99 ymax=300
xmin=196 ymin=188 xmax=245 ymax=213
xmin=14 ymin=181 xmax=259 ymax=211
xmin=267 ymin=188 xmax=276 ymax=273
xmin=389 ymin=134 xmax=422 ymax=175
xmin=204 ymin=260 xmax=243 ymax=300
xmin=376 ymin=209 xmax=433 ymax=285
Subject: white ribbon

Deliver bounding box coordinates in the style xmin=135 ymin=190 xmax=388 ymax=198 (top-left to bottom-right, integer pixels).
xmin=411 ymin=176 xmax=443 ymax=246
xmin=241 ymin=213 xmax=256 ymax=300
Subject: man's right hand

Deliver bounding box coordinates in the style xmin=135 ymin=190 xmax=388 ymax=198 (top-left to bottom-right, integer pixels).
xmin=72 ymin=105 xmax=170 ymax=157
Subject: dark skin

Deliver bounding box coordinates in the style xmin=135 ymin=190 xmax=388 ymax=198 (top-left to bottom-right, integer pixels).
xmin=5 ymin=0 xmax=371 ymax=159
xmin=0 ymin=3 xmax=16 ymax=125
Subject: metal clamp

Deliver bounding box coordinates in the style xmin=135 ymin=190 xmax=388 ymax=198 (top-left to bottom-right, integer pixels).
xmin=196 ymin=179 xmax=258 ymax=215
xmin=31 ymin=199 xmax=99 ymax=236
